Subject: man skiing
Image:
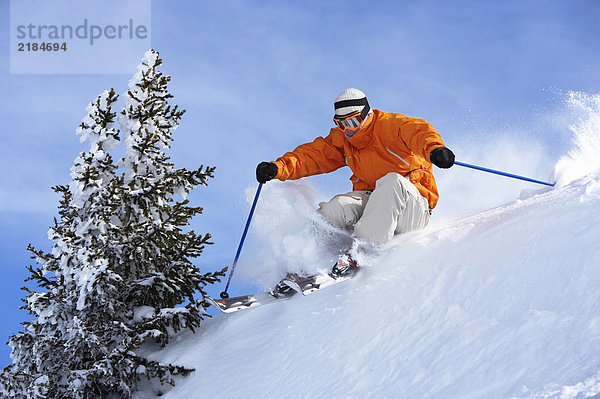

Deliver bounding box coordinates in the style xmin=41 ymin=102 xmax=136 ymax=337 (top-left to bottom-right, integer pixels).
xmin=256 ymin=88 xmax=454 ymax=274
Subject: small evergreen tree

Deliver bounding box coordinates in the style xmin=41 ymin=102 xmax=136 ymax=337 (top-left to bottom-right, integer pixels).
xmin=0 ymin=50 xmax=224 ymax=398
xmin=117 ymin=50 xmax=221 ymax=345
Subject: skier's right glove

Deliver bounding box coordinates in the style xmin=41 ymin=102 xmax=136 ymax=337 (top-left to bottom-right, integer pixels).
xmin=256 ymin=162 xmax=278 ymax=183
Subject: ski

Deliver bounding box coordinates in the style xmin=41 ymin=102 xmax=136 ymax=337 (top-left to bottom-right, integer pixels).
xmin=208 ymin=269 xmax=359 ymax=313
xmin=207 ymin=290 xmax=295 ymax=313
xmin=282 ymin=269 xmax=358 ymax=295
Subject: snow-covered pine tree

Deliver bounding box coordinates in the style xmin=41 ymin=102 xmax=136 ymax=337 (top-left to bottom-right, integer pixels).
xmin=116 ymin=49 xmax=224 ymax=346
xmin=0 ymin=88 xmax=127 ymax=398
xmin=0 ymin=50 xmax=224 ymax=398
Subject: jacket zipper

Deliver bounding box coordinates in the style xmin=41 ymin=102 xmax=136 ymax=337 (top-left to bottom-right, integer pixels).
xmin=385 ymin=148 xmax=410 ymax=166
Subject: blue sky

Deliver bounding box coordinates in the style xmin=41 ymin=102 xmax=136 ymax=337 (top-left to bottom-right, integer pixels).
xmin=1 ymin=0 xmax=599 ymax=365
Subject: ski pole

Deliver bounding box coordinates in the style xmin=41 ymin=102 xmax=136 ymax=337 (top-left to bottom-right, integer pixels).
xmin=455 ymin=161 xmax=555 ymax=187
xmin=220 ymin=183 xmax=263 ymax=299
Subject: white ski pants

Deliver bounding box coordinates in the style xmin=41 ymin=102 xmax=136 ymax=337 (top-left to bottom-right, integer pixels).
xmin=317 ymin=173 xmax=431 ymax=245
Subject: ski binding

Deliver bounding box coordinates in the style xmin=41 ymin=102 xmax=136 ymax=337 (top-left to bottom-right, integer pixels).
xmin=283 ymin=270 xmax=358 ymax=295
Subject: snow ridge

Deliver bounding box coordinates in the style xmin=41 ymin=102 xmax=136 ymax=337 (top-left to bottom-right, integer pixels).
xmin=139 ymin=173 xmax=600 ymax=398
xmin=138 ymin=91 xmax=600 ymax=399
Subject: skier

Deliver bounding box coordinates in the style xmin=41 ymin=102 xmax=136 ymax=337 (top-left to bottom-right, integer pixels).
xmin=256 ymin=88 xmax=454 ymax=275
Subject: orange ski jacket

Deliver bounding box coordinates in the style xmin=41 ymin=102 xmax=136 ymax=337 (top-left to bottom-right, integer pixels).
xmin=272 ymin=109 xmax=445 ymax=209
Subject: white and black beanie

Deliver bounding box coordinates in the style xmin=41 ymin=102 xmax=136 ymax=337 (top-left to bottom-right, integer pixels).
xmin=334 ymin=88 xmax=371 ymax=117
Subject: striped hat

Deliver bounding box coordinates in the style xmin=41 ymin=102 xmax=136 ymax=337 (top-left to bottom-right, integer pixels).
xmin=334 ymin=88 xmax=370 ymax=117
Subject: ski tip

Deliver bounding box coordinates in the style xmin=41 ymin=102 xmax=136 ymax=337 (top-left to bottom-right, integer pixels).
xmin=206 ymin=296 xmax=227 ymax=312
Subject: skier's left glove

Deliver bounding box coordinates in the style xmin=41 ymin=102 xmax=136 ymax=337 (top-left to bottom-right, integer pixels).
xmin=256 ymin=162 xmax=278 ymax=183
xmin=430 ymin=147 xmax=455 ymax=169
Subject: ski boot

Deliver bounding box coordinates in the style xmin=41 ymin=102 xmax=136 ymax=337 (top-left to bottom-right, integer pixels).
xmin=331 ymin=253 xmax=359 ymax=277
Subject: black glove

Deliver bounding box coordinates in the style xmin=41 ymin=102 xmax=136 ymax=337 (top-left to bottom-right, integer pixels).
xmin=256 ymin=162 xmax=278 ymax=183
xmin=430 ymin=147 xmax=455 ymax=169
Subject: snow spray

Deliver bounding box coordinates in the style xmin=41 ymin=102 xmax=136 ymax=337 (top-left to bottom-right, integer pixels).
xmin=554 ymin=91 xmax=600 ymax=186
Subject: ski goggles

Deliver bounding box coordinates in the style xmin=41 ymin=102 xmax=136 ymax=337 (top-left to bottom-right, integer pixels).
xmin=333 ymin=97 xmax=371 ymax=131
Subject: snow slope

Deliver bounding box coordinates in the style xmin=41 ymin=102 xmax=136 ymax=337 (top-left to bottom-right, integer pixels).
xmin=139 ymin=92 xmax=600 ymax=399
